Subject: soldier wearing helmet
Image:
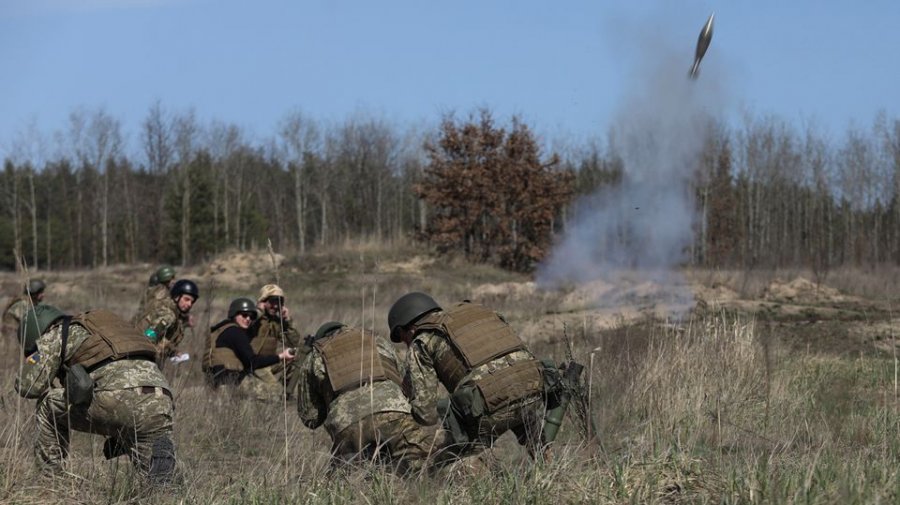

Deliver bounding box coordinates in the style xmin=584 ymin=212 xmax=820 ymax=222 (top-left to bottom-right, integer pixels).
xmin=248 ymin=284 xmax=308 ymax=398
xmin=3 ymin=279 xmax=48 ymax=353
xmin=133 ymin=278 xmax=199 ymax=368
xmin=297 ymin=320 xmax=435 ymax=474
xmin=133 ymin=266 xmax=177 ymax=326
xmin=202 ymin=297 xmax=295 ymax=400
xmin=388 ymin=292 xmax=547 ymax=460
xmin=16 ymin=305 xmax=177 ymax=486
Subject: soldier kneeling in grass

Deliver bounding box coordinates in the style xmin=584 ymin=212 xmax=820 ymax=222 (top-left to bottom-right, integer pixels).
xmin=389 ymin=292 xmax=582 ymax=463
xmin=202 ymin=297 xmax=295 ymax=401
xmin=297 ymin=321 xmax=437 ymax=475
xmin=16 ymin=306 xmax=177 ymax=486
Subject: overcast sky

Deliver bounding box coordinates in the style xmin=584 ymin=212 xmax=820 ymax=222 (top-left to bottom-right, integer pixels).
xmin=1 ymin=0 xmax=897 ymax=156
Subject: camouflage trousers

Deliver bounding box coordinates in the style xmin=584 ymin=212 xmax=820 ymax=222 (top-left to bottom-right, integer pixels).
xmin=34 ymin=387 xmax=175 ymax=475
xmin=451 ymin=394 xmax=546 ymax=459
xmin=236 ymin=371 xmax=286 ymax=402
xmin=250 ymin=366 xmax=297 ymax=400
xmin=331 ymin=411 xmax=436 ymax=475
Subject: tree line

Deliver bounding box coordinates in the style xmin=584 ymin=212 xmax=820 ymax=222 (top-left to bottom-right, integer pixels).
xmin=1 ymin=104 xmax=899 ymax=274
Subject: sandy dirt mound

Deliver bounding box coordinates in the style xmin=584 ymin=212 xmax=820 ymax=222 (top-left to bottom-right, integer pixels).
xmin=558 ymin=278 xmax=694 ymax=314
xmin=201 ymin=251 xmax=285 ymax=287
xmin=471 ymin=281 xmax=537 ymax=302
xmin=763 ymin=277 xmax=846 ymax=304
xmin=519 ymin=305 xmax=655 ymax=344
xmin=692 ymin=283 xmax=740 ymax=305
xmin=376 ymin=256 xmax=434 ymax=275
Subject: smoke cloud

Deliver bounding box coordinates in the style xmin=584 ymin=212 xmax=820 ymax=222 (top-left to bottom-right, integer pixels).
xmin=537 ymin=19 xmax=727 ymax=311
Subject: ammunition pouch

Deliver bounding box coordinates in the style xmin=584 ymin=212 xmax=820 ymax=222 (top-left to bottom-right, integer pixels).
xmin=58 ymin=317 xmax=94 ymax=407
xmin=450 ymin=383 xmax=485 ymax=420
xmin=436 ymin=397 xmax=469 ymax=446
xmin=64 ymin=364 xmax=94 ymax=407
xmin=475 ymin=359 xmax=544 ymax=414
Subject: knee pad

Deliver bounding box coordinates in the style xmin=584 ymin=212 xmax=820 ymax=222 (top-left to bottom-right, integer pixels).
xmin=148 ymin=436 xmax=177 ymax=486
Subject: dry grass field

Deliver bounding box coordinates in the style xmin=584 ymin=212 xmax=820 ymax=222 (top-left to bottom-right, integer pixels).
xmin=1 ymin=242 xmax=899 ymax=504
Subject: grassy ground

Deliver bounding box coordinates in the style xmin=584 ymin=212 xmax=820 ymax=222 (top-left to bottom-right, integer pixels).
xmin=1 ymin=244 xmax=899 ymax=503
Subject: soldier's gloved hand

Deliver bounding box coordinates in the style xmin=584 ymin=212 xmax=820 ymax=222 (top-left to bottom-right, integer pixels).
xmin=186 ymin=314 xmax=195 ymax=328
xmin=281 ymin=306 xmax=291 ymax=321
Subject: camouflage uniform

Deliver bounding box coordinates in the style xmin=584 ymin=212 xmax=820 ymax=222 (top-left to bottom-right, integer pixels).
xmin=298 ymin=331 xmax=434 ymax=474
xmin=132 ymin=284 xmax=168 ymax=327
xmin=16 ymin=321 xmax=175 ymax=477
xmin=134 ymin=296 xmax=189 ymax=365
xmin=405 ymin=324 xmax=545 ymax=458
xmin=2 ymin=295 xmax=32 ymax=342
xmin=250 ymin=314 xmax=308 ymax=397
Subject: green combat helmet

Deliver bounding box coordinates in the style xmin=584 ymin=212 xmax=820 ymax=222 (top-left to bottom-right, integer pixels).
xmin=314 ymin=321 xmax=345 ymax=341
xmin=19 ymin=304 xmax=65 ymax=356
xmin=387 ymin=292 xmax=441 ymax=343
xmin=25 ymin=279 xmax=46 ymax=297
xmin=155 ymin=265 xmax=176 ymax=285
xmin=227 ymin=298 xmax=257 ymax=319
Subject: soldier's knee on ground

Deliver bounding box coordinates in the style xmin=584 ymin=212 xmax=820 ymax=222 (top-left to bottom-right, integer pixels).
xmin=148 ymin=435 xmax=177 ymax=487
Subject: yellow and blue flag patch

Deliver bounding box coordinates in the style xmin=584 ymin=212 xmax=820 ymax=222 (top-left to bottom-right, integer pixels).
xmin=26 ymin=352 xmax=41 ymax=364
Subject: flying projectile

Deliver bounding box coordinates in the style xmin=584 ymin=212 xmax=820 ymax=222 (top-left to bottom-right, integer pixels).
xmin=689 ymin=13 xmax=714 ymax=80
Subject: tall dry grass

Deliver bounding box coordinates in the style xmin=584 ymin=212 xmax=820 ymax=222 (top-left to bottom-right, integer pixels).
xmin=0 ymin=250 xmax=898 ymax=503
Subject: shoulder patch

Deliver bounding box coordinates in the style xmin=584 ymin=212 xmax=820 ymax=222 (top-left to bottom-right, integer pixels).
xmin=26 ymin=352 xmax=41 ymax=364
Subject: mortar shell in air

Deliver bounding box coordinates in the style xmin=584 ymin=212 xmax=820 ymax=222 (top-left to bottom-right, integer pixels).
xmin=689 ymin=13 xmax=714 ymax=80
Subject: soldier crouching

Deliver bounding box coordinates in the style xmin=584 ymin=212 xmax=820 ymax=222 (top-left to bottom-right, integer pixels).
xmin=388 ymin=292 xmax=548 ymax=461
xmin=16 ymin=306 xmax=177 ymax=486
xmin=298 ymin=321 xmax=437 ymax=475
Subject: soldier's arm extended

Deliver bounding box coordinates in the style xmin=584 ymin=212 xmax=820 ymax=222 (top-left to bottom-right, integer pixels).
xmin=297 ymin=351 xmax=328 ymax=429
xmin=406 ymin=335 xmax=442 ymax=426
xmin=16 ymin=323 xmax=87 ymax=398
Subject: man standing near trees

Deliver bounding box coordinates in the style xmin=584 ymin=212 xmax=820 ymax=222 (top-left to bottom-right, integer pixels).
xmin=133 ymin=266 xmax=177 ymax=326
xmin=3 ymin=279 xmax=47 ymax=353
xmin=388 ymin=292 xmax=549 ymax=460
xmin=249 ymin=284 xmax=308 ymax=397
xmin=134 ymin=279 xmax=199 ymax=367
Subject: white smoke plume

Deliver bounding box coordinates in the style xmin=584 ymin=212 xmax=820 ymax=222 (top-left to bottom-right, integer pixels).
xmin=537 ymin=19 xmax=727 ymax=312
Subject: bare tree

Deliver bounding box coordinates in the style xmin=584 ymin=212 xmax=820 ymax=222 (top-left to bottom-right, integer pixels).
xmin=208 ymin=121 xmax=243 ymax=248
xmin=278 ymin=110 xmax=320 ymax=253
xmin=172 ymin=110 xmax=199 ymax=265
xmin=142 ymin=100 xmax=173 ymax=174
xmin=9 ymin=120 xmax=48 ymax=270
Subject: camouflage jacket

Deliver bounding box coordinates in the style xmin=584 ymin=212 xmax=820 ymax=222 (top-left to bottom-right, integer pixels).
xmin=298 ymin=336 xmax=411 ymax=437
xmin=16 ymin=321 xmax=171 ymax=399
xmin=404 ymin=330 xmax=536 ymax=425
xmin=134 ymin=296 xmax=188 ymax=359
xmin=132 ymin=284 xmax=168 ymax=326
xmin=250 ymin=313 xmax=303 ymax=355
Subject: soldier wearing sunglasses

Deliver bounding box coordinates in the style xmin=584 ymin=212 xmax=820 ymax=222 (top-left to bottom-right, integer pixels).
xmin=202 ymin=297 xmax=294 ymax=400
